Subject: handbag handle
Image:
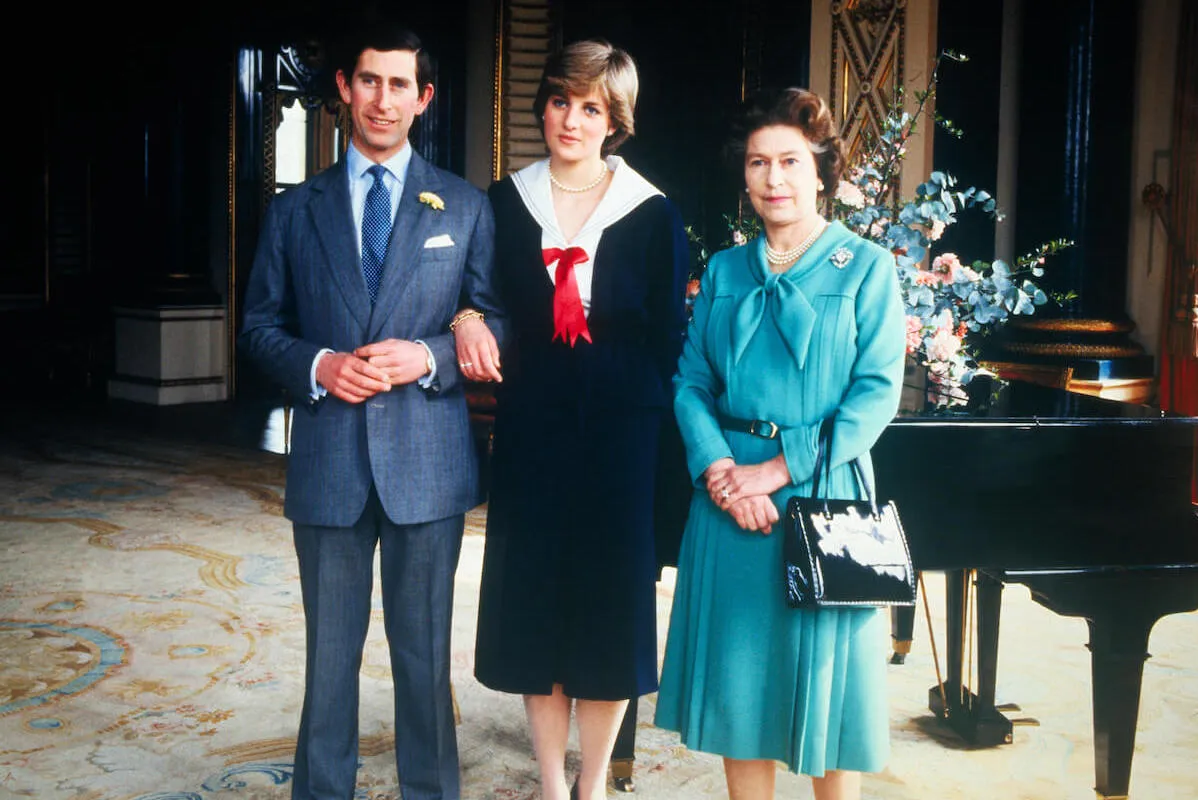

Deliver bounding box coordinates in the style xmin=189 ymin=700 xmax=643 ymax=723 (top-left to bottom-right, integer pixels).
xmin=808 ymin=418 xmax=880 ymax=518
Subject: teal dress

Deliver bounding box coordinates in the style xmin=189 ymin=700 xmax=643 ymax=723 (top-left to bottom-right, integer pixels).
xmin=654 ymin=222 xmax=906 ymax=776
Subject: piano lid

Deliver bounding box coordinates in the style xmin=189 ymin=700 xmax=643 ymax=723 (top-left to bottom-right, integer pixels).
xmin=893 ymin=377 xmax=1198 ymax=426
xmin=876 ymin=377 xmax=1198 ymax=571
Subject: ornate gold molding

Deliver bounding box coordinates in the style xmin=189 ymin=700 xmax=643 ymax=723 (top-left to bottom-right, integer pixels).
xmin=829 ymin=0 xmax=907 ymax=165
xmin=492 ymin=0 xmax=505 ymax=182
xmin=999 ymin=341 xmax=1145 ymax=359
xmin=491 ymin=0 xmax=552 ymax=177
xmin=1007 ymin=318 xmax=1136 ymax=334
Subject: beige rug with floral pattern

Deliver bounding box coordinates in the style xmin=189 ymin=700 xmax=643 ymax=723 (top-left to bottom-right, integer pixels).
xmin=1 ymin=417 xmax=1195 ymax=800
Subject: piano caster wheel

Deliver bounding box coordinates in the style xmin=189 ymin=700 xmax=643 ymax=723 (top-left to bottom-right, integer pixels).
xmin=612 ymin=759 xmax=635 ymax=793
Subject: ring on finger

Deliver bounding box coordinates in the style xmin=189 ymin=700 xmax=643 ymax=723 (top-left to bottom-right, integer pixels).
xmin=459 ymin=361 xmax=473 ymax=368
xmin=720 ymin=488 xmax=731 ymax=499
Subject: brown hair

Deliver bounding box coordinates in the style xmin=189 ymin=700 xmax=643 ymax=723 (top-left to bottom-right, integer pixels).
xmin=731 ymin=88 xmax=845 ymax=195
xmin=533 ymin=39 xmax=639 ymax=156
xmin=332 ymin=26 xmax=434 ymax=94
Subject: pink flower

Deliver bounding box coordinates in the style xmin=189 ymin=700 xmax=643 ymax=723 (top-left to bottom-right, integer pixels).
xmin=932 ymin=253 xmax=962 ymax=275
xmin=834 ymin=180 xmax=866 ymax=209
xmin=732 ymin=229 xmax=747 ymax=246
xmin=905 ymin=315 xmax=923 ymax=353
xmin=928 ymin=219 xmax=946 ymax=241
xmin=869 ymin=221 xmax=887 ymax=238
xmin=927 ymin=327 xmax=962 ymax=362
xmin=913 ymin=270 xmax=942 ymax=286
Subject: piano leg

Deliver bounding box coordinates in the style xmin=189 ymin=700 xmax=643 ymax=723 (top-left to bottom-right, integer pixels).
xmin=890 ymin=600 xmax=915 ymax=664
xmin=611 ymin=698 xmax=637 ymax=792
xmin=1014 ymin=568 xmax=1198 ymax=800
xmin=928 ymin=570 xmax=966 ymax=725
xmin=974 ymin=571 xmax=1004 ymax=716
xmin=1086 ymin=613 xmax=1151 ymax=799
xmin=928 ymin=570 xmax=1014 ymax=747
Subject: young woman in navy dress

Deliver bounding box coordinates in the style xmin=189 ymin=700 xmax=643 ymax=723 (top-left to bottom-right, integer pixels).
xmin=456 ymin=40 xmax=689 ymax=800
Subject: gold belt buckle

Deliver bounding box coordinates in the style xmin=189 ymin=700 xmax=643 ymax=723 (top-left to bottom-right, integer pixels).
xmin=749 ymin=420 xmax=779 ymax=439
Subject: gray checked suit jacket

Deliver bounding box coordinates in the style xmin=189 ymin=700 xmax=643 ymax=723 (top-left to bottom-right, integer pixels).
xmin=240 ymin=152 xmax=505 ymax=528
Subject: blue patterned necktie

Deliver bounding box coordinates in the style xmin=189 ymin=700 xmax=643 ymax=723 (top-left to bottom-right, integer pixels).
xmin=361 ymin=165 xmax=393 ymax=303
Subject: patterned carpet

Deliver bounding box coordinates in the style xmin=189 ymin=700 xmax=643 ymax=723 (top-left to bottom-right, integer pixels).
xmin=1 ymin=409 xmax=1196 ymax=800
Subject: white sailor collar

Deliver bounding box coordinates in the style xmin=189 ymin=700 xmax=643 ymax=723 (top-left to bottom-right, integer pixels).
xmin=510 ymin=155 xmax=664 ymax=247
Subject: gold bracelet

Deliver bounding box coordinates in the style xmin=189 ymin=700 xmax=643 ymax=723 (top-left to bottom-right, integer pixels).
xmin=449 ymin=310 xmax=484 ymax=332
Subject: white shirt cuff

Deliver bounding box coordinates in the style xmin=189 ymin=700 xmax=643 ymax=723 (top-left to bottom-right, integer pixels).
xmin=310 ymin=348 xmax=334 ymax=399
xmin=415 ymin=340 xmax=436 ymax=389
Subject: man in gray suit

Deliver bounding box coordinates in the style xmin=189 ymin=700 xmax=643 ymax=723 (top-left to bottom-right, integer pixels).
xmin=240 ymin=26 xmax=504 ymax=800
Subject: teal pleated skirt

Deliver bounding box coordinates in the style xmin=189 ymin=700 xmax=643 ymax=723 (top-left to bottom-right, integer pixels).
xmin=654 ymin=484 xmax=891 ymax=776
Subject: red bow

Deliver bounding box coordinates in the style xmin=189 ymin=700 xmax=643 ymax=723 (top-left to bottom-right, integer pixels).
xmin=543 ymin=247 xmax=593 ymax=346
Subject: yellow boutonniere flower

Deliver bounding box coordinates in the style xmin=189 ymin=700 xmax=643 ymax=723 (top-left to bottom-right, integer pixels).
xmin=418 ymin=191 xmax=445 ymax=211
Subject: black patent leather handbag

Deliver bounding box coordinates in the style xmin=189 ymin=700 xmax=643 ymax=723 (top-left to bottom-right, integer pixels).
xmin=783 ymin=421 xmax=916 ymax=609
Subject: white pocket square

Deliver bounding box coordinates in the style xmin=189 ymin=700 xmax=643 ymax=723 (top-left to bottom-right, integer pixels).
xmin=423 ymin=234 xmax=455 ymax=249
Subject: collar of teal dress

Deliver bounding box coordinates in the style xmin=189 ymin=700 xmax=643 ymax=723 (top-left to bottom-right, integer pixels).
xmin=732 ymin=220 xmax=857 ymax=370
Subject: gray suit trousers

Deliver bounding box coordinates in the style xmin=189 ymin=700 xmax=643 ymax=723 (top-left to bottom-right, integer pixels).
xmin=291 ymin=491 xmax=464 ymax=800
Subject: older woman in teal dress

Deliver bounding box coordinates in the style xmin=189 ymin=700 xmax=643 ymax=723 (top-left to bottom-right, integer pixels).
xmin=654 ymin=89 xmax=905 ymax=800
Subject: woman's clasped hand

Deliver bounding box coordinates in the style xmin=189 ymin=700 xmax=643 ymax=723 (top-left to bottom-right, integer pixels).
xmin=704 ymin=456 xmax=790 ymax=532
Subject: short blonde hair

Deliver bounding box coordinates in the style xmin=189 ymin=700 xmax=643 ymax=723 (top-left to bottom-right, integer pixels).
xmin=533 ymin=39 xmax=639 ymax=155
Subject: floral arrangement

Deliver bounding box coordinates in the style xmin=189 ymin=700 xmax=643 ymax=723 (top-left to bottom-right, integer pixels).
xmin=689 ymin=51 xmax=1073 ymax=406
xmin=828 ymin=51 xmax=1071 ymax=404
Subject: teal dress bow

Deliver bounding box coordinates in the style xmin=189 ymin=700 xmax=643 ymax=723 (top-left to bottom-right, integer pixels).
xmin=731 ymin=236 xmax=819 ymax=370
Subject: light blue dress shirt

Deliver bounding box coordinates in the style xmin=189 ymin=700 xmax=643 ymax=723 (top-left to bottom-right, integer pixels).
xmin=309 ymin=141 xmax=436 ymax=396
xmin=345 ymin=139 xmax=409 ymax=254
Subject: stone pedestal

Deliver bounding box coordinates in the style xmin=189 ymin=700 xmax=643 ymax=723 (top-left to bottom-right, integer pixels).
xmin=107 ymin=305 xmax=228 ymax=405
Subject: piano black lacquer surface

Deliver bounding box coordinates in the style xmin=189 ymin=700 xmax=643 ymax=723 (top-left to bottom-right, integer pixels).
xmin=874 ymin=379 xmax=1198 ymax=800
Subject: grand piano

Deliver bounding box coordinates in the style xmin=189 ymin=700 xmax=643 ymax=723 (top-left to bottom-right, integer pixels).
xmin=874 ymin=377 xmax=1198 ymax=800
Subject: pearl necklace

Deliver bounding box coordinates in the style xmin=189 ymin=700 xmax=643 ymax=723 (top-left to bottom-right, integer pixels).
xmin=764 ymin=219 xmax=827 ymax=266
xmin=548 ymin=162 xmax=609 ymax=193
